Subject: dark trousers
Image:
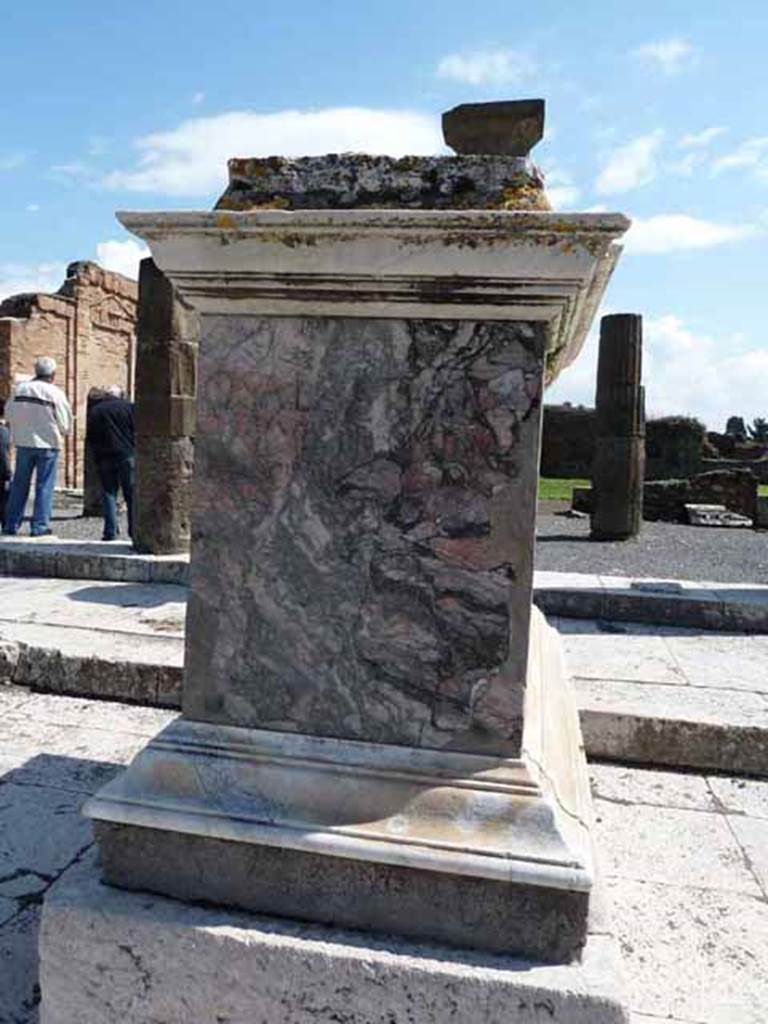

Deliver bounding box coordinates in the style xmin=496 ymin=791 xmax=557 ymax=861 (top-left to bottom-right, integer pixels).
xmin=97 ymin=455 xmax=134 ymax=540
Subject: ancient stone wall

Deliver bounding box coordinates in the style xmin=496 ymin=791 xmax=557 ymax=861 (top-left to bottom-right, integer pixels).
xmin=643 ymin=469 xmax=757 ymax=522
xmin=540 ymin=404 xmax=595 ymax=477
xmin=541 ymin=406 xmax=705 ymax=482
xmin=574 ymin=469 xmax=757 ymax=522
xmin=0 ymin=261 xmax=137 ymax=488
xmin=644 ymin=416 xmax=705 ymax=480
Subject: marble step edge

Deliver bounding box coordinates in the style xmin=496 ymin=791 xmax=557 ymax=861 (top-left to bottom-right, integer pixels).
xmin=0 ymin=544 xmax=762 ymax=635
xmin=0 ymin=539 xmax=189 ymax=585
xmin=534 ymin=576 xmax=768 ymax=633
xmin=4 ymin=639 xmax=766 ymax=776
xmin=0 ymin=637 xmax=182 ymax=708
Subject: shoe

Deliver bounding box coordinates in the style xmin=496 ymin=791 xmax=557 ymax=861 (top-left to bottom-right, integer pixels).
xmin=30 ymin=529 xmax=54 ymax=537
xmin=102 ymin=534 xmax=118 ymax=541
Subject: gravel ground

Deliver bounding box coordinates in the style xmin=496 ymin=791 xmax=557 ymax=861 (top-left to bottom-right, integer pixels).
xmin=12 ymin=492 xmax=768 ymax=586
xmin=12 ymin=492 xmax=129 ymax=542
xmin=536 ymin=502 xmax=768 ymax=584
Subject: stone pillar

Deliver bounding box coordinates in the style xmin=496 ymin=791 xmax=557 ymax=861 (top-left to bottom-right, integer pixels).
xmin=82 ymin=388 xmax=107 ymax=516
xmin=132 ymin=258 xmax=198 ymax=554
xmin=590 ymin=313 xmax=645 ymax=540
xmin=85 ymin=103 xmax=629 ymax=964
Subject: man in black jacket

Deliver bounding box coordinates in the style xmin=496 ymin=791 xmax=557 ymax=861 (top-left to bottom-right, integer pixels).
xmin=0 ymin=399 xmax=11 ymax=526
xmin=86 ymin=385 xmax=135 ymax=541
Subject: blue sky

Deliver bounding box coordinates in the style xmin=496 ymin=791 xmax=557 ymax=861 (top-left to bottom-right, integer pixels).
xmin=1 ymin=0 xmax=767 ymax=429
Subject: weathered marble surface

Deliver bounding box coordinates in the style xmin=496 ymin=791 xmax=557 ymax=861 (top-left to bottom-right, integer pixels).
xmin=184 ymin=315 xmax=545 ymax=754
xmin=217 ymin=153 xmax=549 ymax=211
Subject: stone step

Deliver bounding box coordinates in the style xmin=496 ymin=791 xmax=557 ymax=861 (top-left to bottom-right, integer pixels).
xmin=0 ymin=573 xmax=764 ymax=776
xmin=535 ymin=570 xmax=768 ymax=632
xmin=2 ymin=542 xmax=766 ymax=637
xmin=557 ymin=617 xmax=768 ymax=776
xmin=0 ymin=536 xmax=188 ymax=585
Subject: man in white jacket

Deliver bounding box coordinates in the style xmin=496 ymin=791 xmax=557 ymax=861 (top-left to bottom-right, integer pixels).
xmin=4 ymin=356 xmax=73 ymax=537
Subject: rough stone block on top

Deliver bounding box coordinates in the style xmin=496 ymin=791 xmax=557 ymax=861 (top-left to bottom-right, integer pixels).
xmin=216 ymin=152 xmax=549 ymax=211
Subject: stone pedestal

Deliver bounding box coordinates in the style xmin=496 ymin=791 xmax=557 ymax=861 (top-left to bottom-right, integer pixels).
xmin=133 ymin=258 xmax=198 ymax=555
xmin=83 ymin=134 xmax=628 ymax=970
xmin=591 ymin=314 xmax=645 ymax=541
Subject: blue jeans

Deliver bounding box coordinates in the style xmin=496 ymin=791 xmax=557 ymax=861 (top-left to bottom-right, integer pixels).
xmin=97 ymin=455 xmax=134 ymax=540
xmin=4 ymin=447 xmax=59 ymax=536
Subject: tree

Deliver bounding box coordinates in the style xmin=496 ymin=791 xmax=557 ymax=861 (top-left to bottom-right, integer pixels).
xmin=748 ymin=417 xmax=768 ymax=443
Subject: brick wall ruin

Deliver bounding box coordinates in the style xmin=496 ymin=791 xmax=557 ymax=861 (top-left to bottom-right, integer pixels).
xmin=0 ymin=261 xmax=137 ymax=487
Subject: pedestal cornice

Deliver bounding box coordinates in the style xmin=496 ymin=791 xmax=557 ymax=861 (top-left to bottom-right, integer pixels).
xmin=118 ymin=209 xmax=629 ymax=384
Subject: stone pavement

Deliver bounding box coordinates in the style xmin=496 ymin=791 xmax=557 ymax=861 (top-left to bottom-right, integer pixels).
xmin=556 ymin=616 xmax=768 ymax=775
xmin=0 ymin=685 xmax=766 ymax=1022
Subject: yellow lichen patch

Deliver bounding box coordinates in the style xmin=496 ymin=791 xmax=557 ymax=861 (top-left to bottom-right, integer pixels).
xmin=497 ymin=184 xmax=551 ymax=211
xmin=215 ymin=213 xmax=238 ymax=229
xmin=247 ymin=196 xmax=291 ymax=210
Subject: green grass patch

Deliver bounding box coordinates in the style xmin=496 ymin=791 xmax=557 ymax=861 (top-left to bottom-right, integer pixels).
xmin=538 ymin=477 xmax=590 ymax=502
xmin=759 ymin=484 xmax=768 ymax=497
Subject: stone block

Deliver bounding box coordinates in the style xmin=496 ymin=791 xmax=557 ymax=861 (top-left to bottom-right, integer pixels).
xmin=133 ymin=437 xmax=194 ymax=555
xmin=39 ymin=852 xmax=629 ymax=1024
xmin=685 ymin=503 xmax=752 ymax=527
xmin=135 ymin=394 xmax=196 ymax=438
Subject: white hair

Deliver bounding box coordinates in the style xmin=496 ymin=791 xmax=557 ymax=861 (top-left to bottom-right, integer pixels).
xmin=107 ymin=385 xmax=124 ymax=398
xmin=34 ymin=356 xmax=57 ymax=379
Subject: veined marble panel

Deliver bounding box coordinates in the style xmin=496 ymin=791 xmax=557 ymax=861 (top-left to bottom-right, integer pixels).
xmin=184 ymin=315 xmax=544 ymax=755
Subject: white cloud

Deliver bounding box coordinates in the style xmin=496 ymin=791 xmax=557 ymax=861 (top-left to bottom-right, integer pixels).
xmin=548 ymin=185 xmax=580 ymax=210
xmin=543 ymin=167 xmax=580 ymax=210
xmin=436 ymin=49 xmax=538 ymax=86
xmin=642 ymin=316 xmax=768 ymax=427
xmin=624 ymin=214 xmax=758 ymax=254
xmin=95 ymin=239 xmax=149 ymax=280
xmin=632 ymin=38 xmax=697 ymax=75
xmin=712 ymin=136 xmax=768 ymax=183
xmin=595 ymin=131 xmax=663 ymax=195
xmin=103 ymin=107 xmax=443 ymax=196
xmin=0 ymin=262 xmax=66 ymax=303
xmin=678 ymin=126 xmax=725 ymax=149
xmin=668 ymin=152 xmax=700 ymax=177
xmin=548 ymin=312 xmax=768 ymax=429
xmin=49 ymin=160 xmax=97 ymax=186
xmin=25 ymin=203 xmax=40 ymax=213
xmin=0 ymin=152 xmax=26 ymax=171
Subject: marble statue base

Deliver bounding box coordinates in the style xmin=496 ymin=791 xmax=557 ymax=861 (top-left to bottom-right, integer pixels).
xmin=86 ymin=610 xmax=596 ymax=962
xmin=39 ymin=849 xmax=629 ymax=1024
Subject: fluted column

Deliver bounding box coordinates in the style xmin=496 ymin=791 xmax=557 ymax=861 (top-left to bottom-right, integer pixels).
xmin=591 ymin=313 xmax=645 ymax=540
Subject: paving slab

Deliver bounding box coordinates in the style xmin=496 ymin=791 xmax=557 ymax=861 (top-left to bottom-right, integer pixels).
xmin=590 ymin=762 xmax=716 ymax=813
xmin=609 ymin=877 xmax=768 ymax=1024
xmin=726 ymin=816 xmax=768 ymax=897
xmin=593 ymin=800 xmax=760 ymax=896
xmin=707 ymin=775 xmax=768 ymax=820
